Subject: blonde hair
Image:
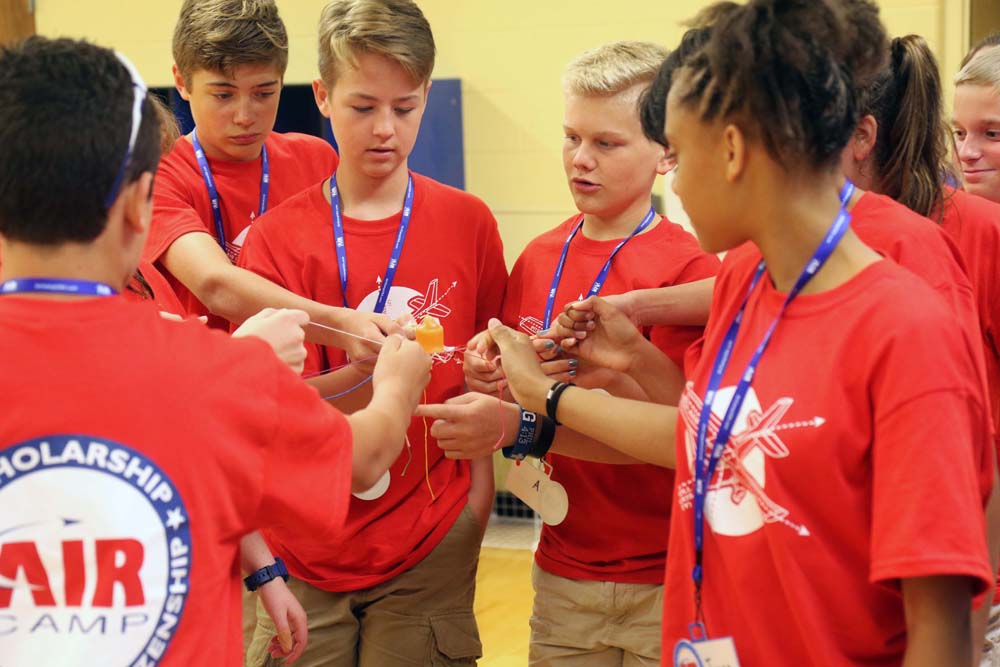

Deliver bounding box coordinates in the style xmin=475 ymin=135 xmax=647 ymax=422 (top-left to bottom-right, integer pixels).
xmin=172 ymin=0 xmax=288 ymax=82
xmin=318 ymin=0 xmax=435 ymax=87
xmin=956 ymin=46 xmax=1000 ymax=93
xmin=563 ymin=41 xmax=670 ymax=97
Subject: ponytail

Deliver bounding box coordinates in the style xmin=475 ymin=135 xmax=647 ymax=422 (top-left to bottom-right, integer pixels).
xmin=859 ymin=35 xmax=951 ymax=218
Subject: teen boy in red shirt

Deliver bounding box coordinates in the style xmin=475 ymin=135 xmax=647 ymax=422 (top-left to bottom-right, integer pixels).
xmin=239 ymin=1 xmax=506 ymax=664
xmin=145 ymin=0 xmax=394 ymax=360
xmin=427 ymin=41 xmax=718 ymax=666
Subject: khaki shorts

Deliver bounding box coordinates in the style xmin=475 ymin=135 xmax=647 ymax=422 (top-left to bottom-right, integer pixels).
xmin=529 ymin=563 xmax=663 ymax=667
xmin=982 ymin=603 xmax=1000 ymax=667
xmin=242 ymin=588 xmax=257 ymax=653
xmin=246 ymin=504 xmax=485 ymax=667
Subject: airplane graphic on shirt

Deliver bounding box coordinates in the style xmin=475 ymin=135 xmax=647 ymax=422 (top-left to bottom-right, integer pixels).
xmin=677 ymin=381 xmax=824 ymax=537
xmin=518 ymin=316 xmax=544 ymax=336
xmin=356 ymin=277 xmax=455 ymax=324
xmin=225 ymin=215 xmax=255 ymax=263
xmin=517 ymin=293 xmax=588 ymax=336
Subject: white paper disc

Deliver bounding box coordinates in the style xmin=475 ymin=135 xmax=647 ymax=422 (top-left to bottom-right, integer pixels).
xmin=352 ymin=469 xmax=390 ymax=500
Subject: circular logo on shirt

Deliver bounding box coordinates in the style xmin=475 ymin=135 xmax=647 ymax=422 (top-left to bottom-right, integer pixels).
xmin=0 ymin=435 xmax=192 ymax=666
xmin=685 ymin=387 xmax=770 ymax=537
xmin=357 ymin=285 xmax=423 ymax=321
xmin=680 ymin=383 xmax=818 ymax=538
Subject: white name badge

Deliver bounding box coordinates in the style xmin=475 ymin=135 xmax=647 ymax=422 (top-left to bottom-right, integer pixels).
xmin=673 ymin=638 xmax=740 ymax=667
xmin=504 ymin=460 xmax=569 ymax=525
xmin=353 ymin=469 xmax=390 ymax=500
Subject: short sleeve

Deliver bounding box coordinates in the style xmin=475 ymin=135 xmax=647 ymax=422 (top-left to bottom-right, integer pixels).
xmin=647 ymin=237 xmax=720 ymax=368
xmin=868 ymin=315 xmax=993 ymax=597
xmin=239 ymin=219 xmax=326 ymax=375
xmin=500 ymin=255 xmax=528 ymax=329
xmin=474 ymin=208 xmax=508 ymax=333
xmin=238 ymin=220 xmax=290 ymax=287
xmin=146 ymin=149 xmax=212 ymax=263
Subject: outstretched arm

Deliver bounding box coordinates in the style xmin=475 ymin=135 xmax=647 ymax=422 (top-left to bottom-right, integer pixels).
xmin=594 ymin=277 xmax=715 ymax=327
xmin=489 ymin=319 xmax=678 ymax=468
xmin=162 ymin=231 xmax=400 ymax=363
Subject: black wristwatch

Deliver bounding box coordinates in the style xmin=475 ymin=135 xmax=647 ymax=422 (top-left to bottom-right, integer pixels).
xmin=243 ymin=557 xmax=289 ymax=592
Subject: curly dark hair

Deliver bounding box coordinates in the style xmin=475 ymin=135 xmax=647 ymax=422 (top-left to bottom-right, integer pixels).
xmin=639 ymin=27 xmax=711 ymax=147
xmin=0 ymin=36 xmax=161 ymax=244
xmin=674 ymin=0 xmax=887 ymax=170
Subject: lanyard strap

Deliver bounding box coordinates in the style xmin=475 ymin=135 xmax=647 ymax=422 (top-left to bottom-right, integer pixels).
xmin=192 ymin=130 xmax=270 ymax=251
xmin=690 ymin=180 xmax=855 ymax=622
xmin=542 ymin=207 xmax=656 ymax=328
xmin=1 ymin=278 xmax=118 ymax=297
xmin=329 ymin=172 xmax=415 ymax=313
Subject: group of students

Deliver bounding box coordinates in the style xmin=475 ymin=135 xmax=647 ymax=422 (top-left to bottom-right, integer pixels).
xmin=2 ymin=0 xmax=1000 ymax=666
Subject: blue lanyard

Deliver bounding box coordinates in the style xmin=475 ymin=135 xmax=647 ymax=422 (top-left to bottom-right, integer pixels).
xmin=191 ymin=130 xmax=269 ymax=251
xmin=690 ymin=180 xmax=855 ymax=621
xmin=543 ymin=207 xmax=656 ymax=328
xmin=1 ymin=278 xmax=118 ymax=297
xmin=329 ymin=172 xmax=415 ymax=313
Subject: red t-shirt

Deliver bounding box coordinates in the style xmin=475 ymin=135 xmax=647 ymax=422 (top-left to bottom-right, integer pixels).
xmin=727 ymin=191 xmax=979 ymax=327
xmin=144 ymin=132 xmax=339 ymax=327
xmin=725 ymin=191 xmax=989 ymax=423
xmin=939 ymin=188 xmax=1000 ymax=434
xmin=663 ymin=253 xmax=994 ymax=666
xmin=850 ymin=191 xmax=980 ymax=332
xmin=0 ymin=296 xmax=354 ymax=667
xmin=502 ymin=214 xmax=719 ymax=583
xmin=121 ymin=259 xmax=186 ymax=316
xmin=725 ymin=190 xmax=999 ymax=604
xmin=238 ymin=172 xmax=508 ymax=591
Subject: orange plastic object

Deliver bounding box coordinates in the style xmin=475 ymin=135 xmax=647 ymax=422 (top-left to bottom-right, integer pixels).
xmin=415 ymin=316 xmax=445 ymax=354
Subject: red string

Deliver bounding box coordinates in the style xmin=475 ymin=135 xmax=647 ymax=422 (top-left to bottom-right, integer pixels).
xmin=493 ymin=379 xmax=508 ymax=451
xmin=421 ymin=388 xmax=436 ymax=500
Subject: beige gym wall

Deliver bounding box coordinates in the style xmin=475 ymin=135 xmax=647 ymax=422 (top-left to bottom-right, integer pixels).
xmin=35 ymin=0 xmax=969 ymax=263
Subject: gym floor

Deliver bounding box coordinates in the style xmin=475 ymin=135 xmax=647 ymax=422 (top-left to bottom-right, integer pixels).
xmin=476 ymin=517 xmax=537 ymax=666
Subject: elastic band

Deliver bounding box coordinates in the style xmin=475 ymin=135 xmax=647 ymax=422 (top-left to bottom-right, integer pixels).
xmin=545 ymin=381 xmax=575 ymax=426
xmin=104 ymin=52 xmax=148 ymax=208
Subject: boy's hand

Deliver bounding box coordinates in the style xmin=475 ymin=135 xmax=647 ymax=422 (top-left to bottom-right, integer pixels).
xmin=549 ymin=297 xmax=644 ymax=374
xmin=258 ymin=578 xmax=308 ymax=665
xmin=601 ymin=293 xmax=640 ymax=326
xmin=335 ymin=310 xmax=409 ymax=372
xmin=463 ymin=330 xmax=506 ymax=394
xmin=233 ymin=308 xmax=309 ymax=373
xmin=486 ymin=319 xmax=551 ymax=414
xmin=415 ymin=393 xmax=520 ymax=459
xmin=372 ymin=335 xmax=432 ymax=412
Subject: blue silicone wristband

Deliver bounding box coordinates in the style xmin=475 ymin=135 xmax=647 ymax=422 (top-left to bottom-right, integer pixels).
xmin=243 ymin=557 xmax=289 ymax=592
xmin=502 ymin=408 xmax=538 ymax=461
